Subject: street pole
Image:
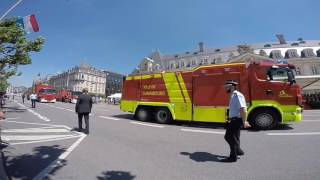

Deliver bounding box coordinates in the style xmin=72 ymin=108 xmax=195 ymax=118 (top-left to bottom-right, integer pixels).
xmin=0 ymin=0 xmax=24 ymax=21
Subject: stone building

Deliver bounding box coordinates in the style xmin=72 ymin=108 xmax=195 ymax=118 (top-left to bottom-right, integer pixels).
xmin=133 ymin=35 xmax=320 ymax=93
xmin=104 ymin=71 xmax=124 ymax=96
xmin=49 ymin=64 xmax=106 ymax=95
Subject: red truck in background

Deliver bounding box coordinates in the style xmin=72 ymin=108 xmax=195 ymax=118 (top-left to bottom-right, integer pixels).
xmin=56 ymin=89 xmax=72 ymax=103
xmin=70 ymin=91 xmax=82 ymax=104
xmin=34 ymin=84 xmax=56 ymax=103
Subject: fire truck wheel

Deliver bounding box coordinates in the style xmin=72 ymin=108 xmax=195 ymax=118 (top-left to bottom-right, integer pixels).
xmin=135 ymin=107 xmax=152 ymax=122
xmin=155 ymin=107 xmax=172 ymax=124
xmin=249 ymin=108 xmax=279 ymax=130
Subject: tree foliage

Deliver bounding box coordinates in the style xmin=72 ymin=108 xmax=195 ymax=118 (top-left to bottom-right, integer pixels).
xmin=0 ymin=18 xmax=44 ymax=91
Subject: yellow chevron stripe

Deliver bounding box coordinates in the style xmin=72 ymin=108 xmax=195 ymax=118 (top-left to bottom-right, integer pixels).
xmin=162 ymin=72 xmax=184 ymax=103
xmin=177 ymin=73 xmax=191 ymax=103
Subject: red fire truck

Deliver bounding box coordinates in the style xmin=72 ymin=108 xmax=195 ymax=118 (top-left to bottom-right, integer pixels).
xmin=70 ymin=91 xmax=82 ymax=104
xmin=120 ymin=60 xmax=303 ymax=130
xmin=34 ymin=84 xmax=56 ymax=103
xmin=56 ymin=89 xmax=72 ymax=103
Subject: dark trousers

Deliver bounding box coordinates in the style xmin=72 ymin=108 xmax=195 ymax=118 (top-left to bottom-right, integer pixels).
xmin=31 ymin=100 xmax=36 ymax=108
xmin=22 ymin=97 xmax=25 ymax=103
xmin=78 ymin=113 xmax=89 ymax=132
xmin=224 ymin=118 xmax=242 ymax=159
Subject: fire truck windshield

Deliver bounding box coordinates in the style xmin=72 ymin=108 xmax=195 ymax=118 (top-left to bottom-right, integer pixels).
xmin=71 ymin=91 xmax=82 ymax=97
xmin=267 ymin=67 xmax=296 ymax=84
xmin=39 ymin=89 xmax=56 ymax=94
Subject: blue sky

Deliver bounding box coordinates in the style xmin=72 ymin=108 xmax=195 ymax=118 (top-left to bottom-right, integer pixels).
xmin=1 ymin=0 xmax=320 ymax=87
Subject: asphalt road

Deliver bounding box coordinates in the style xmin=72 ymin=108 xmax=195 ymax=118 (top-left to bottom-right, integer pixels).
xmin=1 ymin=98 xmax=320 ymax=180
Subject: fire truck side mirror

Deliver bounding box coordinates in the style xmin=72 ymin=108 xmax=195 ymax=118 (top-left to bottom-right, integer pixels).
xmin=287 ymin=70 xmax=295 ymax=85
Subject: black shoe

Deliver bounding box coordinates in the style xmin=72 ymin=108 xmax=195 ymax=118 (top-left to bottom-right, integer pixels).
xmin=220 ymin=157 xmax=237 ymax=162
xmin=78 ymin=128 xmax=83 ymax=132
xmin=237 ymin=149 xmax=245 ymax=156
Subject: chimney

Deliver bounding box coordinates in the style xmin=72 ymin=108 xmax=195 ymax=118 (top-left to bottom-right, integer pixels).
xmin=198 ymin=42 xmax=204 ymax=52
xmin=276 ymin=34 xmax=287 ymax=44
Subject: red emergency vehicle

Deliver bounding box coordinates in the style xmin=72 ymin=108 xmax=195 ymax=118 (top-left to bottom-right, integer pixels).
xmin=56 ymin=89 xmax=72 ymax=103
xmin=34 ymin=84 xmax=56 ymax=103
xmin=121 ymin=60 xmax=303 ymax=130
xmin=70 ymin=91 xmax=82 ymax=104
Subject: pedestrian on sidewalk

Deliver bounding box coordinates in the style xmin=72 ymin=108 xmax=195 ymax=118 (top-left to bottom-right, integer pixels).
xmin=75 ymin=88 xmax=93 ymax=134
xmin=30 ymin=92 xmax=37 ymax=108
xmin=220 ymin=80 xmax=251 ymax=163
xmin=22 ymin=93 xmax=25 ymax=103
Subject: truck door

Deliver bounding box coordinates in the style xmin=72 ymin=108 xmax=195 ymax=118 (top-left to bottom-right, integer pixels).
xmin=192 ymin=72 xmax=240 ymax=122
xmin=251 ymin=67 xmax=296 ymax=105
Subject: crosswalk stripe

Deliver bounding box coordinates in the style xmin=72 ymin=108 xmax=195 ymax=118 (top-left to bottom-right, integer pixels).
xmin=2 ymin=135 xmax=76 ymax=141
xmin=3 ymin=128 xmax=69 ymax=133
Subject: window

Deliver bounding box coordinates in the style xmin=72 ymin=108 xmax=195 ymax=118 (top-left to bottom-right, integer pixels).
xmin=170 ymin=63 xmax=174 ymax=69
xmin=186 ymin=61 xmax=191 ymax=67
xmin=259 ymin=50 xmax=267 ymax=56
xmin=296 ymin=67 xmax=302 ymax=76
xmin=198 ymin=59 xmax=203 ymax=65
xmin=266 ymin=67 xmax=295 ymax=84
xmin=204 ymin=59 xmax=208 ymax=65
xmin=180 ymin=61 xmax=185 ymax=67
xmin=301 ymin=48 xmax=316 ymax=58
xmin=311 ymin=65 xmax=319 ymax=75
xmin=317 ymin=49 xmax=320 ymax=57
xmin=191 ymin=60 xmax=196 ymax=66
xmin=216 ymin=57 xmax=222 ymax=63
xmin=269 ymin=50 xmax=283 ymax=59
xmin=285 ymin=49 xmax=299 ymax=59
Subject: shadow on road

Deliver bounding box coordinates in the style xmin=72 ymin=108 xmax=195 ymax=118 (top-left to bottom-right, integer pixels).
xmin=5 ymin=145 xmax=66 ymax=180
xmin=111 ymin=114 xmax=295 ymax=131
xmin=97 ymin=171 xmax=136 ymax=180
xmin=180 ymin=152 xmax=227 ymax=162
xmin=112 ymin=114 xmax=134 ymax=120
xmin=2 ymin=106 xmax=26 ymax=113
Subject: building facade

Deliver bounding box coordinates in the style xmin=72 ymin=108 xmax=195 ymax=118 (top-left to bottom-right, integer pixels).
xmin=133 ymin=36 xmax=320 ymax=93
xmin=49 ymin=64 xmax=106 ymax=95
xmin=104 ymin=71 xmax=124 ymax=96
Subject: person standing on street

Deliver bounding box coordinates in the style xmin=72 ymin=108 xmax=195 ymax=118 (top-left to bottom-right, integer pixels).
xmin=220 ymin=80 xmax=251 ymax=163
xmin=22 ymin=93 xmax=25 ymax=103
xmin=75 ymin=88 xmax=92 ymax=134
xmin=30 ymin=92 xmax=37 ymax=108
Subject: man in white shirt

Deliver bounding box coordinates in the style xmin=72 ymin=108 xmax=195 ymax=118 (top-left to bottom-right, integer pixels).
xmin=30 ymin=92 xmax=37 ymax=108
xmin=221 ymin=80 xmax=250 ymax=162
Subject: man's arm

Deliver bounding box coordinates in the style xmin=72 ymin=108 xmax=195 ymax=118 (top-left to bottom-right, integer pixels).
xmin=240 ymin=107 xmax=250 ymax=128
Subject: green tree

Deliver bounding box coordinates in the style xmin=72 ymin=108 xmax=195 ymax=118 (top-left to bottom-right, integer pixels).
xmin=0 ymin=18 xmax=44 ymax=91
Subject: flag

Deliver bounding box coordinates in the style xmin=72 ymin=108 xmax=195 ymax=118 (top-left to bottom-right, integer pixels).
xmin=16 ymin=14 xmax=39 ymax=33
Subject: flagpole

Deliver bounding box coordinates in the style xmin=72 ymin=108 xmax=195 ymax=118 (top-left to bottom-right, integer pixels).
xmin=0 ymin=0 xmax=24 ymax=21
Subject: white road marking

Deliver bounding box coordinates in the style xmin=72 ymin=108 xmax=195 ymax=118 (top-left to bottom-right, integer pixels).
xmin=4 ymin=117 xmax=20 ymax=120
xmin=3 ymin=120 xmax=66 ymax=128
xmin=98 ymin=116 xmax=120 ymax=121
xmin=3 ymin=128 xmax=69 ymax=133
xmin=181 ymin=128 xmax=225 ymax=134
xmin=301 ymin=120 xmax=320 ymax=122
xmin=33 ymin=134 xmax=86 ymax=180
xmin=27 ymin=109 xmax=51 ymax=121
xmin=43 ymin=104 xmax=74 ymax=112
xmin=16 ymin=102 xmax=51 ymax=122
xmin=3 ymin=134 xmax=77 ymax=141
xmin=9 ymin=135 xmax=81 ymax=145
xmin=130 ymin=121 xmax=164 ymax=128
xmin=267 ymin=132 xmax=320 ymax=136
